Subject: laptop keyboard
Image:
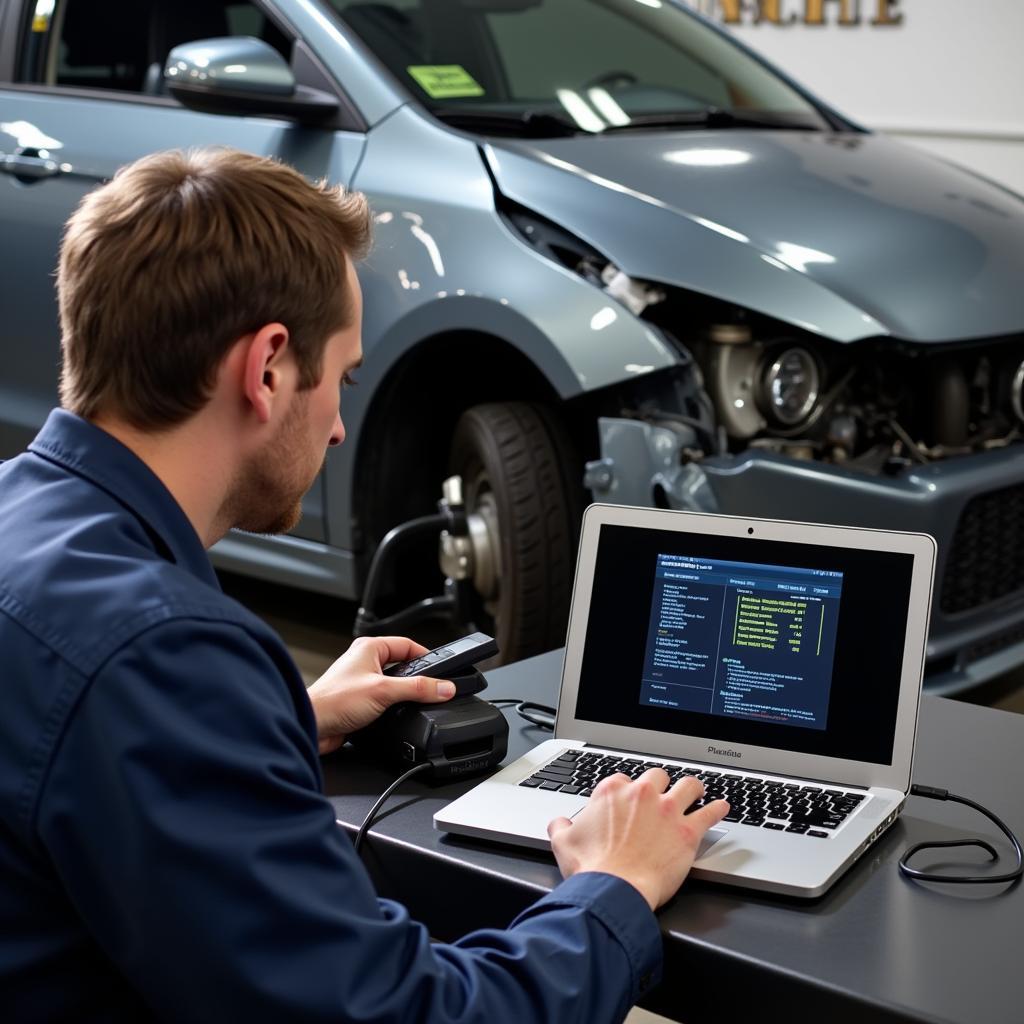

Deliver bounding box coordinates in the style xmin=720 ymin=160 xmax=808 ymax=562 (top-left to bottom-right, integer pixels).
xmin=519 ymin=749 xmax=866 ymax=838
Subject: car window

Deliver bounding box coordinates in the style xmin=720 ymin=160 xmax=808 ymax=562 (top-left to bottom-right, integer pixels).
xmin=19 ymin=0 xmax=291 ymax=94
xmin=486 ymin=1 xmax=732 ymax=110
xmin=326 ymin=0 xmax=825 ymax=129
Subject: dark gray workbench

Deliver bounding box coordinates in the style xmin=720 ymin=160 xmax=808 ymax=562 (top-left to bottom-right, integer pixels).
xmin=323 ymin=650 xmax=1023 ymax=1024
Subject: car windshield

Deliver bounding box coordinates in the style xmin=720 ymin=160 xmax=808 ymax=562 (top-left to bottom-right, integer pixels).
xmin=323 ymin=0 xmax=830 ymax=135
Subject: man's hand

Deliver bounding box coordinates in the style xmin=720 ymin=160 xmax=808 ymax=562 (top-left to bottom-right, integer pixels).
xmin=307 ymin=636 xmax=456 ymax=755
xmin=547 ymin=770 xmax=729 ymax=911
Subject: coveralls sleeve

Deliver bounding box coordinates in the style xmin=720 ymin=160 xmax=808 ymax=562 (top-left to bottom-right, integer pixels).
xmin=37 ymin=618 xmax=663 ymax=1023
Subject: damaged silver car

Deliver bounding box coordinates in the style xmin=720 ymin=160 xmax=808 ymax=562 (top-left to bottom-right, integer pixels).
xmin=2 ymin=0 xmax=1023 ymax=691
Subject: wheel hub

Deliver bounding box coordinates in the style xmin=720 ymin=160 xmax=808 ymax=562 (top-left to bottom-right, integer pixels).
xmin=438 ymin=476 xmax=502 ymax=607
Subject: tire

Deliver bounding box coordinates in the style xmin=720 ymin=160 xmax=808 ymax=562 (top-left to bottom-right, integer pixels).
xmin=449 ymin=402 xmax=584 ymax=665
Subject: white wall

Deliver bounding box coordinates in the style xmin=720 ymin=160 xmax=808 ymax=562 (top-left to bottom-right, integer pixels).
xmin=684 ymin=0 xmax=1024 ymax=195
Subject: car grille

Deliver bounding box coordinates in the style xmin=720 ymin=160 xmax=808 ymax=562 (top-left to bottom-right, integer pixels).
xmin=941 ymin=483 xmax=1024 ymax=614
xmin=966 ymin=619 xmax=1024 ymax=663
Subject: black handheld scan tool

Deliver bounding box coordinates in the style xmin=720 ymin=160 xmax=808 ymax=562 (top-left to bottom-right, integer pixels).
xmin=353 ymin=633 xmax=508 ymax=780
xmin=383 ymin=632 xmax=498 ymax=681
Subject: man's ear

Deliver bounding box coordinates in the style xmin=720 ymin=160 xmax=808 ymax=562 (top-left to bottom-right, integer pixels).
xmin=240 ymin=323 xmax=292 ymax=424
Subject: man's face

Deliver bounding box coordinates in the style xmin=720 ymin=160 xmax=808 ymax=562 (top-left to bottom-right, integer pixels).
xmin=233 ymin=262 xmax=363 ymax=535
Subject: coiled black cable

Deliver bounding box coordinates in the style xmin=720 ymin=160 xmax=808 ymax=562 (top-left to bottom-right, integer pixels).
xmin=899 ymin=785 xmax=1023 ymax=886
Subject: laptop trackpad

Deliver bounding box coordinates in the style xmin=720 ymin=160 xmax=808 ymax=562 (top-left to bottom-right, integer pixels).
xmin=697 ymin=827 xmax=728 ymax=859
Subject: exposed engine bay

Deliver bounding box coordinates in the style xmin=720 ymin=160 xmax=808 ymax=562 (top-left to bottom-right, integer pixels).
xmin=499 ymin=196 xmax=1024 ymax=476
xmin=678 ymin=322 xmax=1024 ymax=474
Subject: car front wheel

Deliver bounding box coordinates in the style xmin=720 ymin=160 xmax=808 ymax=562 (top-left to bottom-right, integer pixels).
xmin=448 ymin=402 xmax=583 ymax=665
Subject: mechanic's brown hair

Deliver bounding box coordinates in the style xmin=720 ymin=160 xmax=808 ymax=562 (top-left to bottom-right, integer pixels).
xmin=58 ymin=147 xmax=371 ymax=430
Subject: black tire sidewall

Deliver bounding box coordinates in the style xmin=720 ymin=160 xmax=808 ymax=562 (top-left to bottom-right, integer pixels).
xmin=449 ymin=402 xmax=583 ymax=663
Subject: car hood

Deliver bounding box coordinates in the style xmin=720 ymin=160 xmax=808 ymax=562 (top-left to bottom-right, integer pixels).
xmin=484 ymin=131 xmax=1024 ymax=343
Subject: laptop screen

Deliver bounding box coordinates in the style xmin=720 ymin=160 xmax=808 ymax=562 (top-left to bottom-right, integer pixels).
xmin=575 ymin=524 xmax=915 ymax=766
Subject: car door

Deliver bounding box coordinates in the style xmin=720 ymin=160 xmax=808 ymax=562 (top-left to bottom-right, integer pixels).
xmin=0 ymin=0 xmax=366 ymax=543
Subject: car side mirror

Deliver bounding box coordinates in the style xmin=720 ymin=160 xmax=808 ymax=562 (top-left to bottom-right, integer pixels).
xmin=165 ymin=37 xmax=338 ymax=125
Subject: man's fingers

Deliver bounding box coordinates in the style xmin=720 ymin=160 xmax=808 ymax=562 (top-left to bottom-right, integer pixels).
xmin=689 ymin=798 xmax=731 ymax=831
xmin=666 ymin=774 xmax=706 ymax=806
xmin=547 ymin=816 xmax=572 ymax=840
xmin=369 ymin=674 xmax=455 ymax=710
xmin=370 ymin=635 xmax=431 ymax=667
xmin=401 ymin=675 xmax=456 ymax=703
xmin=593 ymin=772 xmax=630 ymax=794
xmin=636 ymin=766 xmax=671 ymax=792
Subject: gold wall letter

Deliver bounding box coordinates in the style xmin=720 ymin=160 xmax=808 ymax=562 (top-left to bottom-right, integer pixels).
xmin=757 ymin=1 xmax=798 ymax=24
xmin=719 ymin=0 xmax=744 ymax=23
xmin=804 ymin=0 xmax=861 ymax=25
xmin=872 ymin=0 xmax=903 ymax=25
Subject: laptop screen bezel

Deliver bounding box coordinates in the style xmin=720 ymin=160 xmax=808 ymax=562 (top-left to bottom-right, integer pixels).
xmin=555 ymin=504 xmax=935 ymax=794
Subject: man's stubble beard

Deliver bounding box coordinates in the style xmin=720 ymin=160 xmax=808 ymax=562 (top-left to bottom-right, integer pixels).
xmin=225 ymin=395 xmax=325 ymax=536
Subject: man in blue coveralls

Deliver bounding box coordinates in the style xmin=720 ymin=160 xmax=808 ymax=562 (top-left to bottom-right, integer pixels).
xmin=0 ymin=148 xmax=728 ymax=1021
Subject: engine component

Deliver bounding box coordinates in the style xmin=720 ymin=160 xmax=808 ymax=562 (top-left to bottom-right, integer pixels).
xmin=827 ymin=413 xmax=858 ymax=459
xmin=928 ymin=358 xmax=970 ymax=447
xmin=761 ymin=347 xmax=821 ymax=426
xmin=601 ymin=263 xmax=665 ymax=316
xmin=1012 ymin=359 xmax=1024 ymax=424
xmin=707 ymin=327 xmax=765 ymax=439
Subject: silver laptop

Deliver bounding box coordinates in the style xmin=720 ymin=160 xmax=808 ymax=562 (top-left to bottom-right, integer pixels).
xmin=435 ymin=505 xmax=936 ymax=898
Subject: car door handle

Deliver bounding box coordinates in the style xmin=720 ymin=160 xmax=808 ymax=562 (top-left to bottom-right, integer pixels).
xmin=0 ymin=149 xmax=62 ymax=183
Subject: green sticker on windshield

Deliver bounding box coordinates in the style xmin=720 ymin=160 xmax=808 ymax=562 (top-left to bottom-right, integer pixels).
xmin=407 ymin=65 xmax=485 ymax=99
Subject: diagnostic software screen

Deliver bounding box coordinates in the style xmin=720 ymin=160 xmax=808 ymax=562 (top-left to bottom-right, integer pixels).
xmin=574 ymin=524 xmax=914 ymax=765
xmin=640 ymin=555 xmax=843 ymax=730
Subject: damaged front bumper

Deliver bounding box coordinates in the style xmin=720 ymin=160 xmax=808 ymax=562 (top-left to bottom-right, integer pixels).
xmin=587 ymin=417 xmax=1024 ymax=695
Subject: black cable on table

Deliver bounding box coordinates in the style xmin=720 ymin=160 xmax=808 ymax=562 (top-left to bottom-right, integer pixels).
xmin=900 ymin=784 xmax=1023 ymax=886
xmin=488 ymin=697 xmax=555 ymax=730
xmin=353 ymin=761 xmax=433 ymax=856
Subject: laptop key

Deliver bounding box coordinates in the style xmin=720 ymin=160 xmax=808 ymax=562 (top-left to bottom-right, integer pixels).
xmin=788 ymin=813 xmax=819 ymax=827
xmin=786 ymin=823 xmax=809 ymax=834
xmin=539 ymin=781 xmax=564 ymax=791
xmin=807 ymin=830 xmax=830 ymax=838
xmin=763 ymin=822 xmax=786 ymax=831
xmin=519 ymin=778 xmax=542 ymax=788
xmin=560 ymin=785 xmax=582 ymax=795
